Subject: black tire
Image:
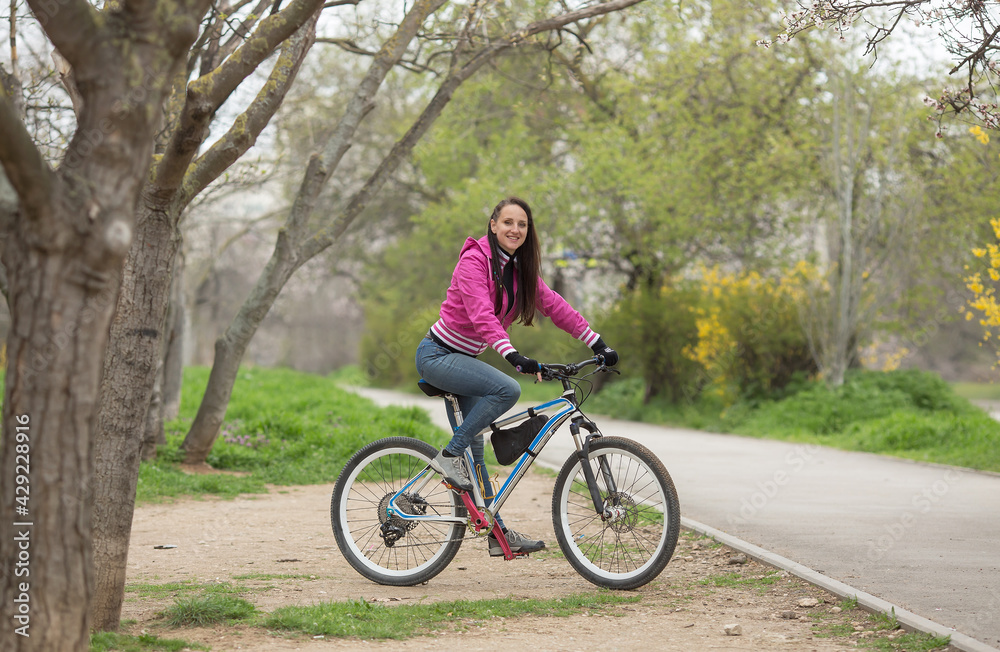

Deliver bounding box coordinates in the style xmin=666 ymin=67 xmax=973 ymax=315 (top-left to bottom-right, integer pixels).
xmin=552 ymin=436 xmax=680 ymax=590
xmin=331 ymin=437 xmax=466 ymax=586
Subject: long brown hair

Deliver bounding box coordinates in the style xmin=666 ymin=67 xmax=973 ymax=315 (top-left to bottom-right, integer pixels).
xmin=487 ymin=197 xmax=540 ymax=326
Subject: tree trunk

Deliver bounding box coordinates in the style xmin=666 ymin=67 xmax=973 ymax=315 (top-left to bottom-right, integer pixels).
xmin=0 ymin=0 xmax=215 ymax=646
xmin=181 ymin=231 xmax=303 ymax=462
xmin=88 ymin=14 xmax=320 ymax=631
xmin=89 ymin=204 xmax=180 ymax=631
xmin=142 ymin=357 xmax=166 ymax=460
xmin=0 ymin=226 xmax=122 ymax=651
xmin=143 ymin=250 xmax=185 ymax=458
xmin=162 ymin=252 xmax=187 ymax=422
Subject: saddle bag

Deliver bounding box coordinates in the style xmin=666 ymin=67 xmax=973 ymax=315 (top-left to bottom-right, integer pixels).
xmin=490 ymin=408 xmax=548 ymax=465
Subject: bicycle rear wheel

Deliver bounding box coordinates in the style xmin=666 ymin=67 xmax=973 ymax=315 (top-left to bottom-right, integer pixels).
xmin=552 ymin=436 xmax=680 ymax=590
xmin=331 ymin=437 xmax=466 ymax=586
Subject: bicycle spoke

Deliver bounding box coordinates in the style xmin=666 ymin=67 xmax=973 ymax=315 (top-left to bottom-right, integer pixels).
xmin=553 ymin=437 xmax=679 ymax=589
xmin=332 ymin=439 xmax=467 ymax=585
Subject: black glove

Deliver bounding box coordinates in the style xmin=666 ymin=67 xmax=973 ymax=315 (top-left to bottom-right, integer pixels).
xmin=505 ymin=352 xmax=540 ymax=374
xmin=591 ymin=338 xmax=619 ymax=366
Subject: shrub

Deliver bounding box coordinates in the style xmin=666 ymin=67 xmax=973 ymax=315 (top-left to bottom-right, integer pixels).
xmin=847 ymin=411 xmax=955 ymax=451
xmin=689 ymin=265 xmax=817 ymax=404
xmin=733 ymin=371 xmax=912 ymax=436
xmin=861 ymin=368 xmax=971 ymax=413
xmin=602 ymin=281 xmax=704 ymax=403
xmin=731 ymin=369 xmax=978 ymax=437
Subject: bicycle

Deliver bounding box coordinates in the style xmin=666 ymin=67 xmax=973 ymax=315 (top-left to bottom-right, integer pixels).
xmin=330 ymin=357 xmax=681 ymax=590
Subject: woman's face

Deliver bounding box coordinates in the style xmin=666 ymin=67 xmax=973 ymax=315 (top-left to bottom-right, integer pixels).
xmin=491 ymin=204 xmax=529 ymax=255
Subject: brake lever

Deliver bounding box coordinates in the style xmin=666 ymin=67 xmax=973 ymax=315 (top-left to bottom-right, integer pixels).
xmin=592 ymin=355 xmax=617 ymax=375
xmin=537 ymin=366 xmax=558 ymax=383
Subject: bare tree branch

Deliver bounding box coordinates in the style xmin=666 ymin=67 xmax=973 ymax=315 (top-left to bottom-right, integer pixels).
xmin=315 ymin=37 xmax=375 ymax=56
xmin=217 ymin=0 xmax=274 ymax=63
xmin=178 ymin=11 xmax=318 ymax=208
xmin=316 ymin=36 xmax=438 ymax=72
xmin=304 ymin=0 xmax=649 ymax=257
xmin=25 ymin=0 xmax=101 ymax=68
xmin=196 ymin=0 xmax=321 ymax=107
xmin=952 ymin=21 xmax=1000 ymax=76
xmin=154 ymin=0 xmax=325 ymax=193
xmin=284 ymin=0 xmax=449 ymax=238
xmin=0 ymin=83 xmax=52 ymax=220
xmin=51 ymin=49 xmax=84 ymax=116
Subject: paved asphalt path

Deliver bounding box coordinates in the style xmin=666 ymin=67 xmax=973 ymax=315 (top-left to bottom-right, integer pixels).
xmin=349 ymin=387 xmax=1000 ymax=650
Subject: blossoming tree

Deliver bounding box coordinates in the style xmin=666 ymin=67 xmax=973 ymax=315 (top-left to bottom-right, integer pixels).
xmin=765 ymin=0 xmax=1000 ymax=130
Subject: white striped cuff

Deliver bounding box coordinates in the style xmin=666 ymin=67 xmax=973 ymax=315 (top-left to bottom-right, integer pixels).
xmin=492 ymin=338 xmax=516 ymax=358
xmin=578 ymin=328 xmax=600 ymax=348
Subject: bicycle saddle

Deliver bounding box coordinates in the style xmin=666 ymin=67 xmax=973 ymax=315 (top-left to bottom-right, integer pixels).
xmin=417 ymin=379 xmax=449 ymax=397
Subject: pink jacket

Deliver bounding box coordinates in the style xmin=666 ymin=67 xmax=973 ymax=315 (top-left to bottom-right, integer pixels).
xmin=430 ymin=236 xmax=600 ymax=357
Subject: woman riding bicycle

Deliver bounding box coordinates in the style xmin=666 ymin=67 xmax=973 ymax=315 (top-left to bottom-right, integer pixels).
xmin=415 ymin=196 xmax=618 ymax=556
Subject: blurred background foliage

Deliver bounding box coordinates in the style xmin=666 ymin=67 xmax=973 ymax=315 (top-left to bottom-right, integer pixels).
xmin=354 ymin=0 xmax=999 ymax=404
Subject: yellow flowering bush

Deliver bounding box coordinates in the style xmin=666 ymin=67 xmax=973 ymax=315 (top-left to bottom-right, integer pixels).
xmin=859 ymin=342 xmax=912 ymax=372
xmin=966 ymin=217 xmax=1000 ymax=360
xmin=686 ymin=264 xmax=817 ymax=404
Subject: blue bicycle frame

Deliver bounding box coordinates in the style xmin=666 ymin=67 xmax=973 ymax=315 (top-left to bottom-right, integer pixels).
xmin=386 ymin=387 xmax=594 ymax=530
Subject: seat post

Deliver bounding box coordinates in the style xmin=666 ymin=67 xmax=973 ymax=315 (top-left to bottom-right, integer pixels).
xmin=417 ymin=379 xmax=464 ymax=431
xmin=445 ymin=394 xmax=463 ymax=430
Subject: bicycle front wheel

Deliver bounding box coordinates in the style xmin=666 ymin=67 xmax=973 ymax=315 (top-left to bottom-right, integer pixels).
xmin=331 ymin=437 xmax=466 ymax=586
xmin=552 ymin=436 xmax=680 ymax=590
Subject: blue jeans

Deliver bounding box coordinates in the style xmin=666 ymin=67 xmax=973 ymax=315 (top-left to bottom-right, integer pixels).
xmin=415 ymin=336 xmax=521 ymax=457
xmin=415 ymin=336 xmax=520 ymax=526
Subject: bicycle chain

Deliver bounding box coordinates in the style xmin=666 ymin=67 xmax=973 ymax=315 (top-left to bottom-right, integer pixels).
xmin=367 ymin=533 xmax=495 ymax=550
xmin=370 ymin=509 xmax=498 ymax=550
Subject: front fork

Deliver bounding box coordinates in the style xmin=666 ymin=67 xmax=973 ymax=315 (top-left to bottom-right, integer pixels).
xmin=570 ymin=416 xmax=621 ymax=521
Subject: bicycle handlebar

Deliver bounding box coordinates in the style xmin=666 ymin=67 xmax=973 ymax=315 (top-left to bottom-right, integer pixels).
xmin=538 ymin=356 xmax=611 ymax=381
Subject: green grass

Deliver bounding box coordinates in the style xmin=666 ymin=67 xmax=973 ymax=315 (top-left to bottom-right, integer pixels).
xmin=260 ymin=593 xmax=638 ymax=640
xmin=681 ymin=531 xmax=723 ymax=549
xmin=161 ymin=594 xmax=257 ymax=627
xmin=860 ymin=632 xmax=952 ymax=651
xmin=951 ymin=381 xmax=1000 ymax=401
xmin=231 ymin=572 xmax=316 ymax=581
xmin=586 ymin=369 xmax=1000 ymax=473
xmin=89 ymin=631 xmax=208 ymax=652
xmin=135 ymin=366 xmax=450 ymax=503
xmin=126 ymin=580 xmax=249 ymax=599
xmin=699 ymin=570 xmax=783 ymax=594
xmin=812 ymin=600 xmax=951 ymax=651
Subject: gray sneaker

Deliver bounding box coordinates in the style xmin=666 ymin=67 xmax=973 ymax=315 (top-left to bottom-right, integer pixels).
xmin=430 ymin=450 xmax=474 ymax=492
xmin=488 ymin=529 xmax=546 ymax=557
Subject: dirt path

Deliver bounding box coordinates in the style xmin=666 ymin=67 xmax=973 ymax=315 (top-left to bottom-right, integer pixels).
xmin=123 ymin=469 xmax=946 ymax=651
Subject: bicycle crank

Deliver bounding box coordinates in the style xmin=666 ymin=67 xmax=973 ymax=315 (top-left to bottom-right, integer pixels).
xmin=458 ymin=492 xmax=496 ymax=536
